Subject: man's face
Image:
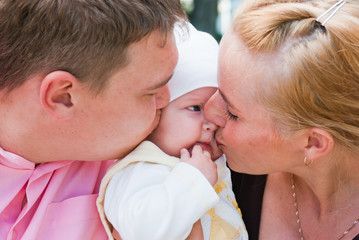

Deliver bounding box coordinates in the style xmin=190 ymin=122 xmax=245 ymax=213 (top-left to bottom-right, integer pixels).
xmin=75 ymin=30 xmax=178 ymax=160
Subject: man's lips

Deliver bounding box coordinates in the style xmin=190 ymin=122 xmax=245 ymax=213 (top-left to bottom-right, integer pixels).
xmin=154 ymin=110 xmax=162 ymax=123
xmin=149 ymin=110 xmax=162 ymax=133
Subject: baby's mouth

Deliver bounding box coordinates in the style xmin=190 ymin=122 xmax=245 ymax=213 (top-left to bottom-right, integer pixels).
xmin=188 ymin=142 xmax=212 ymax=157
xmin=196 ymin=142 xmax=211 ymax=152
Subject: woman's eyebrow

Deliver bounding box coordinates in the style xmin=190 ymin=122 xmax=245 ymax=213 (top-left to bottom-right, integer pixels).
xmin=219 ymin=89 xmax=236 ymax=109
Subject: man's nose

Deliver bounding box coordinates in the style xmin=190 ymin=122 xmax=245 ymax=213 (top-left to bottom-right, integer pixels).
xmin=155 ymin=85 xmax=170 ymax=109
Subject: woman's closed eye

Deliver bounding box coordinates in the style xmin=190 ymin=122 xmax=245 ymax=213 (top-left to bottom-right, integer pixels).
xmin=225 ymin=107 xmax=238 ymax=121
xmin=187 ymin=105 xmax=201 ymax=112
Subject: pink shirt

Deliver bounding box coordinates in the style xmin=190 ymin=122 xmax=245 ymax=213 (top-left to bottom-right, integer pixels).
xmin=0 ymin=146 xmax=114 ymax=240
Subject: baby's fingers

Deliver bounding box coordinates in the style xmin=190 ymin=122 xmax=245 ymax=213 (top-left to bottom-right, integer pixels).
xmin=180 ymin=148 xmax=190 ymax=161
xmin=192 ymin=145 xmax=211 ymax=158
xmin=203 ymin=150 xmax=211 ymax=158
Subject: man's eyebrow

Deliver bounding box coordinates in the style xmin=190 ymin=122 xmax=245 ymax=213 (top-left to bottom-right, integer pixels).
xmin=146 ymin=74 xmax=173 ymax=91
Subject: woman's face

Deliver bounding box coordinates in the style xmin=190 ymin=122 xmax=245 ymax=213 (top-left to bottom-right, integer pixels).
xmin=205 ymin=30 xmax=300 ymax=174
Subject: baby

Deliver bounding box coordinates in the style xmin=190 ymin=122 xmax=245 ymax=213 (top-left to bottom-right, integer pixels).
xmin=97 ymin=22 xmax=248 ymax=240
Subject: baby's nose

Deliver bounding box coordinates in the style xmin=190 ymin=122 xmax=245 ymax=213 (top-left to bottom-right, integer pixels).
xmin=203 ymin=120 xmax=217 ymax=132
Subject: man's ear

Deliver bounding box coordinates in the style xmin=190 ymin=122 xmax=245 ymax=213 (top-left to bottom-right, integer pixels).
xmin=40 ymin=71 xmax=79 ymax=119
xmin=304 ymin=127 xmax=334 ymax=161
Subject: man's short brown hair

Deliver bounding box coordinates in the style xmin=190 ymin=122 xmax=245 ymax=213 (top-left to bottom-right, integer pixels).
xmin=0 ymin=0 xmax=186 ymax=93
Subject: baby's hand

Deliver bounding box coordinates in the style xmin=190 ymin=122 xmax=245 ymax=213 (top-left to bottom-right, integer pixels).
xmin=180 ymin=145 xmax=218 ymax=186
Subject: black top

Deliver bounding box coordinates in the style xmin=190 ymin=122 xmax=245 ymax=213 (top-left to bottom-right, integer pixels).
xmin=230 ymin=170 xmax=359 ymax=240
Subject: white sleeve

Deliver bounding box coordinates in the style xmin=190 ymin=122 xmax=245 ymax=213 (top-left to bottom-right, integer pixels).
xmin=104 ymin=161 xmax=219 ymax=240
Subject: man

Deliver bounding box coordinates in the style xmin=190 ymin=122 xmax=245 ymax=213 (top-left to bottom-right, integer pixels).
xmin=0 ymin=0 xmax=185 ymax=239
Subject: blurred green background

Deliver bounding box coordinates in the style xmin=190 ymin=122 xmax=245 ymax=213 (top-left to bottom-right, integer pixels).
xmin=180 ymin=0 xmax=244 ymax=41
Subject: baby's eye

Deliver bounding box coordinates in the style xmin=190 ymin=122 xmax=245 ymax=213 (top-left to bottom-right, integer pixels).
xmin=187 ymin=105 xmax=201 ymax=112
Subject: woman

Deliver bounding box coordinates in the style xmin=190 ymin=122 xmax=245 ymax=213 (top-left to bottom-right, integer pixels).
xmin=205 ymin=0 xmax=359 ymax=239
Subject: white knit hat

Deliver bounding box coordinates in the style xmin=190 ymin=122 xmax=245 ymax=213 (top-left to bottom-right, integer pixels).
xmin=169 ymin=22 xmax=219 ymax=102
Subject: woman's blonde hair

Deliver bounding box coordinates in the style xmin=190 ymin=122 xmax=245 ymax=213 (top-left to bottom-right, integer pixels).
xmin=232 ymin=0 xmax=359 ymax=151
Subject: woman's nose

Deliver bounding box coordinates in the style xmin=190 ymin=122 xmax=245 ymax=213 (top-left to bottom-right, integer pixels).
xmin=204 ymin=90 xmax=227 ymax=128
